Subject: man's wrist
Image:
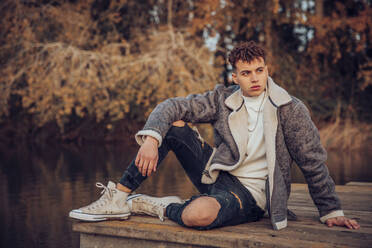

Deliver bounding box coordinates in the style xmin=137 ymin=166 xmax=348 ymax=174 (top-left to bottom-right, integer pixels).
xmin=320 ymin=210 xmax=344 ymax=223
xmin=145 ymin=136 xmax=159 ymax=146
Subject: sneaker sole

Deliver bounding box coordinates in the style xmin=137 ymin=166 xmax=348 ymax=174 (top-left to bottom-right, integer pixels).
xmin=69 ymin=210 xmax=130 ymax=222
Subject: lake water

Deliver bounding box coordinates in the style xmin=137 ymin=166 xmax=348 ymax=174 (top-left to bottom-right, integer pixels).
xmin=0 ymin=141 xmax=371 ymax=248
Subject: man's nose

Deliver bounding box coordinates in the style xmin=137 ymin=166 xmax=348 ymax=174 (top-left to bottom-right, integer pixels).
xmin=251 ymin=72 xmax=258 ymax=82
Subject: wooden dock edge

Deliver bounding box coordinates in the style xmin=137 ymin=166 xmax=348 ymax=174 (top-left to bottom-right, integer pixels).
xmin=72 ymin=183 xmax=372 ymax=248
xmin=345 ymin=181 xmax=372 ymax=187
xmin=72 ymin=218 xmax=305 ymax=248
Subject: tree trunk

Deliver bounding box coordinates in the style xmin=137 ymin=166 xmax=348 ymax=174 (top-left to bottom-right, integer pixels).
xmin=315 ymin=0 xmax=324 ymax=18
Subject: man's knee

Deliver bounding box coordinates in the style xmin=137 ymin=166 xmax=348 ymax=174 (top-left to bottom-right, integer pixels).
xmin=172 ymin=120 xmax=185 ymax=127
xmin=181 ymin=197 xmax=221 ymax=227
xmin=166 ymin=121 xmax=188 ymax=140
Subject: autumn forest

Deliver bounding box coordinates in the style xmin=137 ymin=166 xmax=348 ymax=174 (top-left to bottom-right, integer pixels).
xmin=0 ymin=0 xmax=371 ymax=148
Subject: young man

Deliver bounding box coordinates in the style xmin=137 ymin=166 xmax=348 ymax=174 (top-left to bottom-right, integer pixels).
xmin=69 ymin=41 xmax=360 ymax=230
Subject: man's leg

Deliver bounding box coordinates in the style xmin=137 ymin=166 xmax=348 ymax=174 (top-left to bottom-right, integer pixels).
xmin=118 ymin=122 xmax=213 ymax=194
xmin=69 ymin=121 xmax=211 ymax=221
xmin=166 ymin=172 xmax=265 ymax=230
xmin=117 ymin=122 xmax=220 ymax=223
xmin=119 ymin=123 xmax=263 ymax=229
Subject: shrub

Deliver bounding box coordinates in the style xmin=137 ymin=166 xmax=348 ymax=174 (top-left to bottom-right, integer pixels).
xmin=0 ymin=0 xmax=222 ymax=134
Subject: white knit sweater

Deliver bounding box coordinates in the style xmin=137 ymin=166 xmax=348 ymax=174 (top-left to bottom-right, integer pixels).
xmin=229 ymin=90 xmax=268 ymax=210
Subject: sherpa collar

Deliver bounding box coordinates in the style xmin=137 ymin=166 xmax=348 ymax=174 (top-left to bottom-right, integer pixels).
xmin=224 ymin=77 xmax=292 ymax=110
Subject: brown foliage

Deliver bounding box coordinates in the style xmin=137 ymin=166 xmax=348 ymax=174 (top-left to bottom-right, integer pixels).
xmin=0 ymin=0 xmax=371 ymax=143
xmin=0 ymin=0 xmax=221 ymax=133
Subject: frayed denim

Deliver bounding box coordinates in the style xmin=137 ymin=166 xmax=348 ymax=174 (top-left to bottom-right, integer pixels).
xmin=119 ymin=124 xmax=264 ymax=229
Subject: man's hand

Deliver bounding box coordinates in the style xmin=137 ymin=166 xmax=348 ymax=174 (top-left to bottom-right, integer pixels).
xmin=135 ymin=136 xmax=159 ymax=177
xmin=325 ymin=216 xmax=360 ymax=229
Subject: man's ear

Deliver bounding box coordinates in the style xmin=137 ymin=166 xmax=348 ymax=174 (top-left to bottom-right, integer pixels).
xmin=231 ymin=72 xmax=238 ymax=85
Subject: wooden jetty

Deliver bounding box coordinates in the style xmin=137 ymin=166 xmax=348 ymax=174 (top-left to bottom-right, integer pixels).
xmin=72 ymin=183 xmax=372 ymax=247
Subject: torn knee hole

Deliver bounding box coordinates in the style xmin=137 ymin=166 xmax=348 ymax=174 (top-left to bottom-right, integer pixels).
xmin=172 ymin=120 xmax=185 ymax=127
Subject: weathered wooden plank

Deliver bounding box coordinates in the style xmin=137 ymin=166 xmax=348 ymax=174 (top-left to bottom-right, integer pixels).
xmin=73 ymin=218 xmax=349 ymax=248
xmin=288 ymin=191 xmax=372 ymax=212
xmin=288 ymin=199 xmax=372 ymax=212
xmin=291 ymin=183 xmax=372 ymax=194
xmin=346 ymin=182 xmax=372 ymax=187
xmin=73 ymin=183 xmax=372 ymax=248
xmin=289 ymin=191 xmax=372 ymax=200
xmin=73 ymin=214 xmax=370 ymax=248
xmin=221 ymin=221 xmax=372 ymax=248
xmin=80 ymin=232 xmax=209 ymax=248
xmin=288 ymin=206 xmax=372 ymax=226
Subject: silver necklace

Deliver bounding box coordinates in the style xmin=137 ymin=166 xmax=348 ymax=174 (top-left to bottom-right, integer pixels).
xmin=247 ymin=90 xmax=266 ymax=133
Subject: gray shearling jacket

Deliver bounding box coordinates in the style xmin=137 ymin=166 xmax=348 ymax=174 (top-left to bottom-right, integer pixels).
xmin=135 ymin=77 xmax=343 ymax=230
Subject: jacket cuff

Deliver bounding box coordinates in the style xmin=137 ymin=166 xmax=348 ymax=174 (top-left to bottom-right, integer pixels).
xmin=320 ymin=210 xmax=344 ymax=223
xmin=135 ymin=130 xmax=163 ymax=147
xmin=273 ymin=218 xmax=287 ymax=230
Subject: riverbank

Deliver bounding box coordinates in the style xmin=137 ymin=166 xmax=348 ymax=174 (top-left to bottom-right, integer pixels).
xmin=0 ymin=118 xmax=371 ymax=152
xmin=0 ymin=118 xmax=142 ymax=145
xmin=319 ymin=120 xmax=372 ymax=151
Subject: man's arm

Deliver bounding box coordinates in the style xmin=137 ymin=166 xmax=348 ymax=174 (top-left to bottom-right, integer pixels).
xmin=134 ymin=85 xmax=226 ymax=176
xmin=135 ymin=84 xmax=225 ymax=147
xmin=281 ymin=99 xmax=359 ymax=229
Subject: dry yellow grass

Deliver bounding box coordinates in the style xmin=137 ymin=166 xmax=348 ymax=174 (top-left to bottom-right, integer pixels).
xmin=0 ymin=0 xmax=222 ymax=132
xmin=319 ymin=119 xmax=371 ymax=151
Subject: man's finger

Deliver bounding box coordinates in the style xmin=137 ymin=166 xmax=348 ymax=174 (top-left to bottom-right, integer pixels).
xmin=139 ymin=158 xmax=146 ymax=175
xmin=142 ymin=159 xmax=149 ymax=176
xmin=154 ymin=157 xmax=158 ymax=172
xmin=344 ymin=219 xmax=353 ymax=229
xmin=138 ymin=157 xmax=147 ymax=176
xmin=326 ymin=220 xmax=334 ymax=227
xmin=137 ymin=156 xmax=144 ymax=169
xmin=350 ymin=219 xmax=360 ymax=229
xmin=147 ymin=159 xmax=155 ymax=177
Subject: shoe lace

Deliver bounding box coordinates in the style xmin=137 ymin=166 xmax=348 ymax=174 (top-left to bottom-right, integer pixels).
xmin=97 ymin=182 xmax=116 ymax=198
xmin=86 ymin=182 xmax=117 ymax=210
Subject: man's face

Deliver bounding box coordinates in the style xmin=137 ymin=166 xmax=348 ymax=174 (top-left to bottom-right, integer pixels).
xmin=231 ymin=58 xmax=268 ymax=97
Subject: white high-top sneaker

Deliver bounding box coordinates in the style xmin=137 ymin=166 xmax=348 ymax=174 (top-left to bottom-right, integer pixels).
xmin=69 ymin=181 xmax=130 ymax=221
xmin=127 ymin=194 xmax=183 ymax=221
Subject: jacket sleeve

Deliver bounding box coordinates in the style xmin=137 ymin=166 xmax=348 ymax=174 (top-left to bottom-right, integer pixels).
xmin=281 ymin=99 xmax=344 ymax=222
xmin=135 ymin=84 xmax=224 ymax=146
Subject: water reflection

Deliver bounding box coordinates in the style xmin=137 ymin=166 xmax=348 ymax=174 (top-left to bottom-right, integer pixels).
xmin=291 ymin=147 xmax=372 ymax=185
xmin=0 ymin=142 xmax=371 ymax=248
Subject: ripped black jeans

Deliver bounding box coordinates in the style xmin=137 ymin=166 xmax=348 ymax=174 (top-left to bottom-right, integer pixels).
xmin=119 ymin=124 xmax=264 ymax=230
